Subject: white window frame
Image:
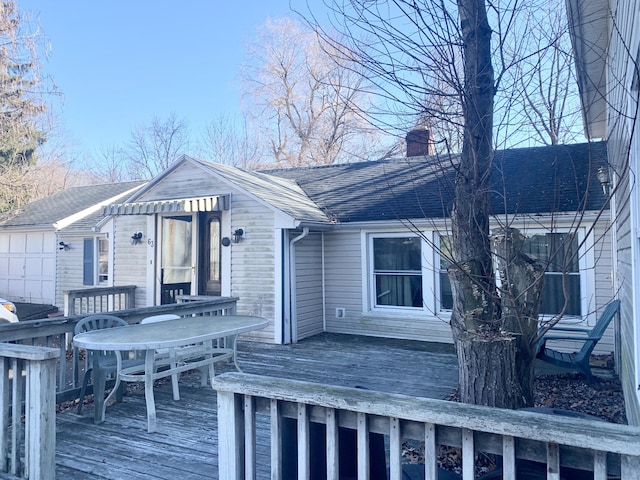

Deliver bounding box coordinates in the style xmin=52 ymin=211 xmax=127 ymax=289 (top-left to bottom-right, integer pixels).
xmin=83 ymin=235 xmax=112 ymax=287
xmin=501 ymin=226 xmax=593 ymax=323
xmin=363 ymin=226 xmax=594 ymax=323
xmin=367 ymin=232 xmax=427 ymax=313
xmin=435 ymin=234 xmax=453 ymax=314
xmin=97 ymin=237 xmax=110 ymax=285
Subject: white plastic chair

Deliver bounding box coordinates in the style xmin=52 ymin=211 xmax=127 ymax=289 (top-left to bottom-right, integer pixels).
xmin=140 ymin=314 xmax=181 ymax=400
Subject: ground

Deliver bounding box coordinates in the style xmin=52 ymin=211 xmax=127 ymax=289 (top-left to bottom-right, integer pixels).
xmin=533 ymin=372 xmax=626 ymax=424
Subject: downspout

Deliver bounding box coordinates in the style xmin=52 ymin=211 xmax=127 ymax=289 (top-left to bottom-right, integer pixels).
xmin=322 ymin=232 xmax=326 ymax=331
xmin=289 ymin=227 xmax=309 ymax=344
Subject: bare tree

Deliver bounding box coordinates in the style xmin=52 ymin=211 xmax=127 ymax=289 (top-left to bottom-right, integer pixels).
xmin=303 ymin=0 xmax=612 ymax=409
xmin=87 ymin=144 xmax=132 ymax=183
xmin=198 ymin=113 xmax=264 ymax=170
xmin=241 ymin=16 xmax=386 ymax=167
xmin=125 ymin=113 xmax=190 ymax=179
xmin=501 ymin=4 xmax=583 ymax=146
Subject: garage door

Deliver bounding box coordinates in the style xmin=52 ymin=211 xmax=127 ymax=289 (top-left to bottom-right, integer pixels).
xmin=0 ymin=231 xmax=56 ymax=304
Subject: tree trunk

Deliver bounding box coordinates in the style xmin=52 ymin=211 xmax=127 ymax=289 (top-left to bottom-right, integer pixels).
xmin=456 ymin=331 xmax=524 ymax=408
xmin=492 ymin=228 xmax=545 ymax=406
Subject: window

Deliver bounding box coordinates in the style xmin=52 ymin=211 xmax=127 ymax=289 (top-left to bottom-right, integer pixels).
xmin=523 ymin=233 xmax=581 ymax=316
xmin=372 ymin=236 xmax=422 ymax=308
xmin=439 ymin=236 xmax=453 ymax=310
xmin=83 ymin=237 xmax=110 ymax=286
xmin=367 ymin=229 xmax=586 ymax=318
xmin=98 ymin=238 xmax=109 ymax=283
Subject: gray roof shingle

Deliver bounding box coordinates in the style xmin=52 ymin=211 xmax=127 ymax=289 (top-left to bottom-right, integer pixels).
xmin=0 ymin=181 xmax=146 ymax=228
xmin=262 ymin=141 xmax=609 ymax=223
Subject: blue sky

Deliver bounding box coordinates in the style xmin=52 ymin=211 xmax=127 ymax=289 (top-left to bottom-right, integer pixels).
xmin=20 ymin=1 xmax=320 ymax=159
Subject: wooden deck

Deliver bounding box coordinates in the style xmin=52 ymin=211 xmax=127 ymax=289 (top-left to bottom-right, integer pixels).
xmin=49 ymin=333 xmax=457 ymax=479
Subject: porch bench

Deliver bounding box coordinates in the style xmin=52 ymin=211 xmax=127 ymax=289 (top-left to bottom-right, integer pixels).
xmin=536 ymin=299 xmax=620 ymax=382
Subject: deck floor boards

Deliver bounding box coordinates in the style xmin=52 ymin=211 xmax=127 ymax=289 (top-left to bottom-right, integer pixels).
xmin=53 ymin=333 xmax=458 ymax=479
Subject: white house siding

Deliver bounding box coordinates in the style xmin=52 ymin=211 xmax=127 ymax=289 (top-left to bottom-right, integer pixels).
xmin=604 ymin=0 xmax=640 ymax=424
xmin=55 ymin=232 xmax=96 ymax=308
xmin=0 ymin=230 xmax=55 ymax=305
xmin=227 ymin=191 xmax=276 ymax=343
xmin=294 ymin=233 xmax=324 ymax=341
xmin=114 ymin=161 xmax=277 ymax=342
xmin=321 ymin=220 xmax=615 ymax=348
xmin=591 ymin=219 xmax=616 ymax=355
xmin=113 ymin=216 xmax=149 ymax=308
xmin=323 ymin=230 xmax=366 ymax=334
xmin=322 ymin=230 xmax=452 ymax=342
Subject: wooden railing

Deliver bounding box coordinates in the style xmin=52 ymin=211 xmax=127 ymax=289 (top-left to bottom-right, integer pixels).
xmin=0 ymin=343 xmax=59 ymax=480
xmin=64 ymin=285 xmax=137 ymax=316
xmin=0 ymin=296 xmax=238 ymax=478
xmin=215 ymin=372 xmax=640 ymax=480
xmin=0 ymin=296 xmax=238 ymax=404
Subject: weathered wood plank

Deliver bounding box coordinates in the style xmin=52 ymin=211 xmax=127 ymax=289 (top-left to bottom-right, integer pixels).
xmin=48 ymin=332 xmax=632 ymax=479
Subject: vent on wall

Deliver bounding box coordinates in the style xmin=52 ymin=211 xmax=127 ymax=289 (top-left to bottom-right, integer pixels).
xmin=335 ymin=308 xmax=346 ymax=319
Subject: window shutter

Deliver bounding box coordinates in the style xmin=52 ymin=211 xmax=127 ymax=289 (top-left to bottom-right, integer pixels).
xmin=83 ymin=238 xmax=94 ymax=285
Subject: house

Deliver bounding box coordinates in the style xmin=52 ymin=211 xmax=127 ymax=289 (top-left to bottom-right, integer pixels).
xmin=100 ymin=140 xmax=614 ymax=351
xmin=566 ymin=0 xmax=640 ymax=424
xmin=0 ymin=181 xmax=145 ymax=307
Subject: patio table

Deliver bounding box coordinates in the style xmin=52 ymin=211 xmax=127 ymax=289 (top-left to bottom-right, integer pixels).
xmin=73 ymin=314 xmax=269 ymax=432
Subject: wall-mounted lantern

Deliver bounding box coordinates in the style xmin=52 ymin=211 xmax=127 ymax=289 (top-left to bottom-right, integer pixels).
xmin=232 ymin=228 xmax=244 ymax=243
xmin=59 ymin=241 xmax=71 ymax=251
xmin=131 ymin=232 xmax=144 ymax=245
xmin=596 ymin=166 xmax=610 ymax=195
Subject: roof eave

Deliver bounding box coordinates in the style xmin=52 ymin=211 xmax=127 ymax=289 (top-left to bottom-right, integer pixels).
xmin=566 ymin=0 xmax=609 ymax=139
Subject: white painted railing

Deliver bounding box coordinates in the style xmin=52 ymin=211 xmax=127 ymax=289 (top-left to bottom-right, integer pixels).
xmin=0 ymin=343 xmax=59 ymax=480
xmin=215 ymin=372 xmax=640 ymax=480
xmin=64 ymin=285 xmax=137 ymax=316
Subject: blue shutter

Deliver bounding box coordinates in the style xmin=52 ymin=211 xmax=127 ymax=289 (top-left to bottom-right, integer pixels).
xmin=83 ymin=238 xmax=94 ymax=285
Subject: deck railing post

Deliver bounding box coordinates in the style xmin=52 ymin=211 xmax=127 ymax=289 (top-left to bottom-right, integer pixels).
xmin=621 ymin=455 xmax=640 ymax=479
xmin=25 ymin=353 xmax=58 ymax=480
xmin=217 ymin=390 xmax=244 ymax=480
xmin=0 ymin=344 xmax=59 ymax=480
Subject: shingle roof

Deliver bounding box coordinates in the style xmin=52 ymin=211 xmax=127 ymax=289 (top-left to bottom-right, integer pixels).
xmin=194 ymin=159 xmax=331 ymax=224
xmin=262 ymin=141 xmax=609 ymax=224
xmin=0 ymin=181 xmax=146 ymax=228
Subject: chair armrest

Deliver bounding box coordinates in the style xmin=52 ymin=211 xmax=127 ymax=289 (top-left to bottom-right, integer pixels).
xmin=541 ymin=335 xmax=601 ymax=342
xmin=543 ymin=326 xmax=589 ymax=333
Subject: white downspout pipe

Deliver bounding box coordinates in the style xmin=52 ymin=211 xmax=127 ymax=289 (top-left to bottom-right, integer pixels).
xmin=289 ymin=227 xmax=309 ymax=344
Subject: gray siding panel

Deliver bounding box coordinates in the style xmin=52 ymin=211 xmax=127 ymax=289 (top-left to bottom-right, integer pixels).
xmin=605 ymin=0 xmax=640 ymax=425
xmin=294 ymin=233 xmax=323 ymax=340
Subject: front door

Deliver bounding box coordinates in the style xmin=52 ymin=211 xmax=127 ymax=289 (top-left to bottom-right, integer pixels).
xmin=160 ymin=215 xmax=193 ymax=304
xmin=198 ymin=212 xmax=221 ymax=296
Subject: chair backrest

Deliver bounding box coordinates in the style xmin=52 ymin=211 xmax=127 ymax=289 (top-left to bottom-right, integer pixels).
xmin=589 ymin=300 xmax=621 ymax=339
xmin=140 ymin=314 xmax=181 ymax=324
xmin=74 ymin=314 xmax=128 ymax=335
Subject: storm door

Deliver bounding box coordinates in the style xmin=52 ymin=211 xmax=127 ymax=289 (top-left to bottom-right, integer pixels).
xmin=160 ymin=215 xmax=193 ymax=304
xmin=198 ymin=212 xmax=221 ymax=296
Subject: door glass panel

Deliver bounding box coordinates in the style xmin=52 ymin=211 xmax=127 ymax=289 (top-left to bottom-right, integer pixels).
xmin=161 ymin=216 xmax=192 ymax=303
xmin=208 ymin=218 xmax=220 ymax=285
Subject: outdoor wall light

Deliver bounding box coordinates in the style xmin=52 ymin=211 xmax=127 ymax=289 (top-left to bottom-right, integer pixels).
xmin=131 ymin=231 xmax=144 ymax=245
xmin=58 ymin=241 xmax=71 ymax=251
xmin=596 ymin=166 xmax=610 ymax=195
xmin=232 ymin=228 xmax=244 ymax=243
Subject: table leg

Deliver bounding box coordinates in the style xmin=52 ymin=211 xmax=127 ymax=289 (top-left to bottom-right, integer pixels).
xmin=99 ymin=351 xmax=123 ymax=424
xmin=144 ymin=349 xmax=158 ymax=433
xmin=93 ymin=353 xmax=106 ymax=424
xmin=231 ymin=335 xmax=243 ymax=373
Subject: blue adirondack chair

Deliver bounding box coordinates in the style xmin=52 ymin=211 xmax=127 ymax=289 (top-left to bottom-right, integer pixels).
xmin=536 ymin=300 xmax=620 ymax=382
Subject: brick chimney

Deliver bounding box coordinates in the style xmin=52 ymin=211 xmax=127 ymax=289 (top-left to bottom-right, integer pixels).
xmin=406 ymin=127 xmax=434 ymax=157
